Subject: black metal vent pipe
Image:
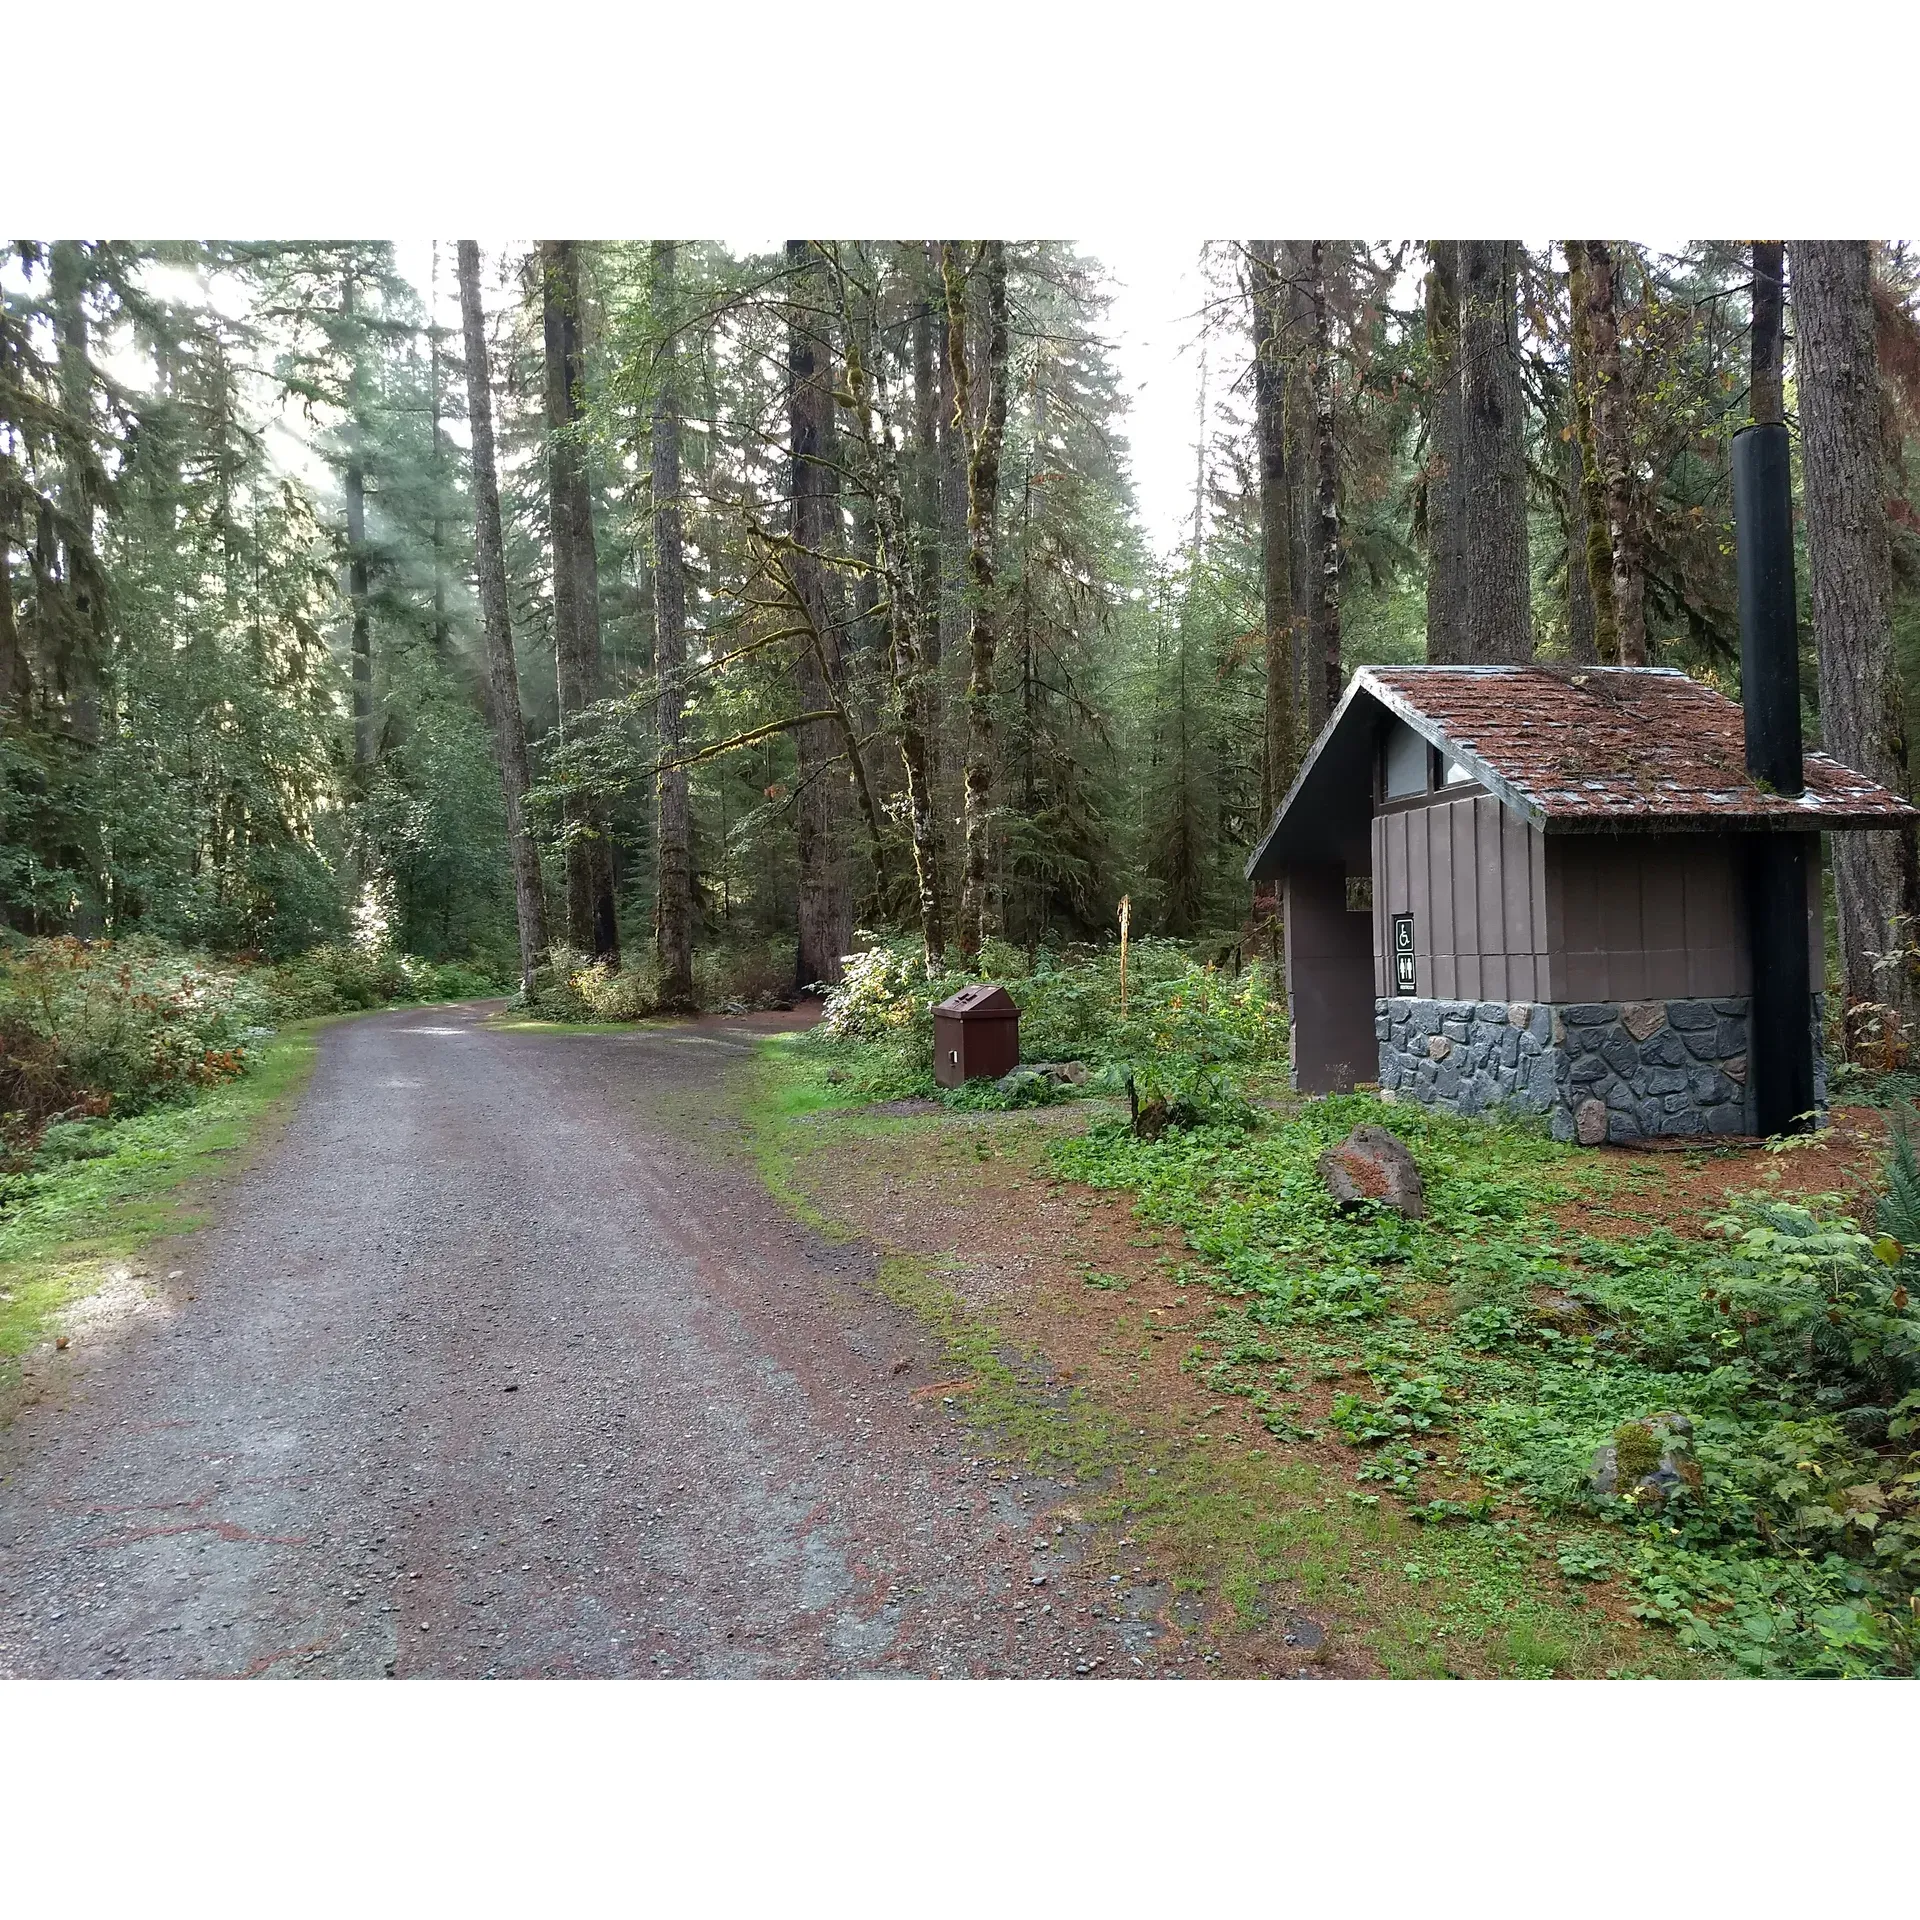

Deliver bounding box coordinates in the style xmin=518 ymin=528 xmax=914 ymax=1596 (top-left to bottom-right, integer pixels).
xmin=1731 ymin=421 xmax=1815 ymax=1135
xmin=1732 ymin=423 xmax=1804 ymax=795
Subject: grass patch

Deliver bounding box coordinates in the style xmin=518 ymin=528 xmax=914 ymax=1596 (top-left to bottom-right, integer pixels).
xmin=0 ymin=1025 xmax=322 ymax=1376
xmin=737 ymin=1042 xmax=1705 ymax=1676
xmin=1053 ymin=1093 xmax=1920 ymax=1677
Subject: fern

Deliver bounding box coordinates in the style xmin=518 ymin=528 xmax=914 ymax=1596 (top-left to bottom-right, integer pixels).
xmin=1880 ymin=1104 xmax=1920 ymax=1250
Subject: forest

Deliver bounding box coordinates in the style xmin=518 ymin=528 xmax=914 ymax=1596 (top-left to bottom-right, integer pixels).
xmin=9 ymin=237 xmax=1920 ymax=1687
xmin=4 ymin=239 xmax=1915 ymax=1049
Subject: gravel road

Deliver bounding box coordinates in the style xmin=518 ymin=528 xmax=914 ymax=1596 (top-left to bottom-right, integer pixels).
xmin=0 ymin=1003 xmax=1162 ymax=1678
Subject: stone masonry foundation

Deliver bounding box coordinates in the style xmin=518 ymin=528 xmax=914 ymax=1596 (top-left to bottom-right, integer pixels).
xmin=1373 ymin=994 xmax=1826 ymax=1144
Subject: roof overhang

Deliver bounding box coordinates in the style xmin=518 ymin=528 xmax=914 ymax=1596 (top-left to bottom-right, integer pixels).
xmin=1245 ymin=669 xmax=1533 ymax=883
xmin=1245 ymin=664 xmax=1917 ymax=885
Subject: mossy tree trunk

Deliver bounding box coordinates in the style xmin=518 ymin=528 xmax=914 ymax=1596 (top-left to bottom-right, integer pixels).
xmin=1422 ymin=240 xmax=1468 ymax=664
xmin=1249 ymin=240 xmax=1296 ymax=815
xmin=785 ymin=239 xmax=851 ymax=989
xmin=944 ymin=240 xmax=1009 ymax=959
xmin=1794 ymin=238 xmax=1920 ymax=1031
xmin=1305 ymin=240 xmax=1342 ymax=733
xmin=1564 ymin=241 xmax=1618 ymax=662
xmin=1459 ymin=240 xmax=1532 ymax=663
xmin=455 ymin=240 xmax=550 ymax=999
xmin=541 ymin=239 xmax=620 ymax=964
xmin=649 ymin=240 xmax=694 ymax=1008
xmin=1578 ymin=240 xmax=1646 ymax=666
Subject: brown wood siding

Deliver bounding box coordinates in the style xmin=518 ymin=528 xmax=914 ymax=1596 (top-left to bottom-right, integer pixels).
xmin=1287 ymin=863 xmax=1380 ymax=1092
xmin=1371 ymin=792 xmax=1549 ymax=1001
xmin=1544 ymin=833 xmax=1822 ymax=1001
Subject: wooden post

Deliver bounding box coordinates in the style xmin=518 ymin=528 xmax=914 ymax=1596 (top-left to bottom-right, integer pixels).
xmin=1119 ymin=894 xmax=1131 ymax=1018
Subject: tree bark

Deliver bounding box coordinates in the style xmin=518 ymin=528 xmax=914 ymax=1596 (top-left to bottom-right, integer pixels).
xmin=1281 ymin=244 xmax=1315 ymax=731
xmin=428 ymin=241 xmax=450 ymax=655
xmin=540 ymin=239 xmax=619 ymax=963
xmin=1423 ymin=241 xmax=1468 ymax=664
xmin=1305 ymin=241 xmax=1342 ymax=733
xmin=934 ymin=241 xmax=967 ymax=680
xmin=1458 ymin=240 xmax=1532 ymax=662
xmin=944 ymin=241 xmax=1009 ymax=957
xmin=1751 ymin=241 xmax=1785 ymax=429
xmin=456 ymin=240 xmax=550 ymax=998
xmin=1794 ymin=238 xmax=1920 ymax=1027
xmin=649 ymin=241 xmax=694 ymax=1007
xmin=1564 ymin=242 xmax=1618 ymax=662
xmin=48 ymin=241 xmax=101 ymax=745
xmin=1250 ymin=241 xmax=1296 ymax=814
xmin=338 ymin=270 xmax=375 ymax=775
xmin=785 ymin=240 xmax=851 ymax=989
xmin=911 ymin=256 xmax=942 ymax=623
xmin=344 ymin=457 xmax=373 ymax=769
xmin=1579 ymin=241 xmax=1645 ymax=665
xmin=1562 ymin=417 xmax=1599 ymax=664
xmin=839 ymin=268 xmax=947 ymax=970
xmin=0 ymin=538 xmax=27 ymax=716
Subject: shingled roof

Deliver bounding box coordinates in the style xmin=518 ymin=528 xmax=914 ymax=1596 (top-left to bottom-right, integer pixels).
xmin=1248 ymin=664 xmax=1916 ymax=879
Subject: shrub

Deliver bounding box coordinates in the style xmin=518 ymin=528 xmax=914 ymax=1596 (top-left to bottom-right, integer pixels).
xmin=694 ymin=939 xmax=795 ymax=1012
xmin=0 ymin=936 xmax=272 ymax=1131
xmin=809 ymin=932 xmax=1286 ymax=1105
xmin=258 ymin=945 xmax=510 ymax=1020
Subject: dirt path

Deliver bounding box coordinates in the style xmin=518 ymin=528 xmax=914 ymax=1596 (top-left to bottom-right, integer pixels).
xmin=0 ymin=1004 xmax=1155 ymax=1678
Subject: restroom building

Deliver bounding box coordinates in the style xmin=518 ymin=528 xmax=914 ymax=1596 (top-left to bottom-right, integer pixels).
xmin=1244 ymin=664 xmax=1914 ymax=1143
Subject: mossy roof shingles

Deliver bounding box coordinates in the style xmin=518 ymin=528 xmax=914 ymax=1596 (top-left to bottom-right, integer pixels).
xmin=1362 ymin=664 xmax=1916 ymax=831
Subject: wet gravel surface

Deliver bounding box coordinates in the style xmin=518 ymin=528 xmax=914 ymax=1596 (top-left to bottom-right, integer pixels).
xmin=0 ymin=1003 xmax=1163 ymax=1678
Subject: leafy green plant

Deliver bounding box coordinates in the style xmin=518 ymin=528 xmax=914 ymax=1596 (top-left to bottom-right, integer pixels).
xmin=1047 ymin=1078 xmax=1920 ymax=1674
xmin=1 ymin=936 xmax=273 ymax=1133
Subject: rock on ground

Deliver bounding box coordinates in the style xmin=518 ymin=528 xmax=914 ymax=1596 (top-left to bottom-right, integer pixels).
xmin=1317 ymin=1124 xmax=1425 ymax=1219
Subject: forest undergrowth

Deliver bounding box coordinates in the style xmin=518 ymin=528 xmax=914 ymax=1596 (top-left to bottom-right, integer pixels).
xmin=0 ymin=935 xmax=504 ymax=1372
xmin=797 ymin=940 xmax=1920 ymax=1677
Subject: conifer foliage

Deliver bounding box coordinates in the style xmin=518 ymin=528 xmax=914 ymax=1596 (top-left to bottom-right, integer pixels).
xmin=3 ymin=240 xmax=1918 ymax=1018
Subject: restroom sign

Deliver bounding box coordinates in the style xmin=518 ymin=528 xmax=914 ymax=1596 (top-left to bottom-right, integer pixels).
xmin=1392 ymin=913 xmax=1416 ymax=993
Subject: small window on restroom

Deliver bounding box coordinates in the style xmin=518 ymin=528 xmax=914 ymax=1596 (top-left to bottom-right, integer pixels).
xmin=1383 ymin=722 xmax=1428 ymax=798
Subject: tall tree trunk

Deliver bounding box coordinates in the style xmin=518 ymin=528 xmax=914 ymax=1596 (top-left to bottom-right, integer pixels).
xmin=456 ymin=241 xmax=550 ymax=998
xmin=1794 ymin=239 xmax=1920 ymax=1029
xmin=649 ymin=240 xmax=694 ymax=1008
xmin=1282 ymin=243 xmax=1315 ymax=732
xmin=934 ymin=241 xmax=967 ymax=680
xmin=345 ymin=457 xmax=372 ymax=768
xmin=840 ymin=276 xmax=946 ymax=970
xmin=1562 ymin=418 xmax=1599 ymax=664
xmin=785 ymin=240 xmax=850 ymax=989
xmin=910 ymin=250 xmax=943 ymax=643
xmin=344 ymin=464 xmax=377 ymax=752
xmin=1579 ymin=241 xmax=1645 ymax=665
xmin=944 ymin=240 xmax=1009 ymax=957
xmin=1250 ymin=240 xmax=1296 ymax=814
xmin=540 ymin=239 xmax=619 ymax=964
xmin=48 ymin=241 xmax=101 ymax=747
xmin=1564 ymin=242 xmax=1618 ymax=662
xmin=1751 ymin=241 xmax=1785 ymax=428
xmin=1305 ymin=241 xmax=1342 ymax=734
xmin=1458 ymin=239 xmax=1532 ymax=662
xmin=0 ymin=538 xmax=27 ymax=716
xmin=1423 ymin=241 xmax=1468 ymax=664
xmin=428 ymin=241 xmax=450 ymax=654
xmin=338 ymin=270 xmax=375 ymax=777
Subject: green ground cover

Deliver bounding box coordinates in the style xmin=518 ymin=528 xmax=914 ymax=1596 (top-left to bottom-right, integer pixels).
xmin=788 ymin=940 xmax=1920 ymax=1676
xmin=0 ymin=1027 xmax=321 ymax=1374
xmin=1053 ymin=1096 xmax=1920 ymax=1676
xmin=743 ymin=1040 xmax=1712 ymax=1676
